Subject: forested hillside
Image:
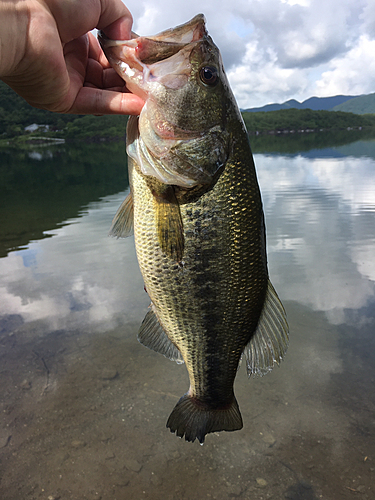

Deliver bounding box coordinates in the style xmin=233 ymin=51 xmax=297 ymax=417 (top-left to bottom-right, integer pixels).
xmin=242 ymin=108 xmax=375 ymax=134
xmin=0 ymin=80 xmax=128 ymax=140
xmin=333 ymin=93 xmax=375 ymax=114
xmin=0 ymin=81 xmax=74 ymax=135
xmin=1 ymin=80 xmax=375 ymax=142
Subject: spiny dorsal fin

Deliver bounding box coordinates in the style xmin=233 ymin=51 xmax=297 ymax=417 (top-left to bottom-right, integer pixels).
xmin=109 ymin=193 xmax=134 ymax=238
xmin=138 ymin=307 xmax=184 ymax=364
xmin=153 ymin=186 xmax=184 ymax=262
xmin=244 ymin=279 xmax=289 ymax=377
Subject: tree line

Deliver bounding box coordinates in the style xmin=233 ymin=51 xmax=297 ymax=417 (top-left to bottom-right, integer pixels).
xmin=1 ymin=80 xmax=375 ymax=141
xmin=242 ymin=107 xmax=375 ymax=134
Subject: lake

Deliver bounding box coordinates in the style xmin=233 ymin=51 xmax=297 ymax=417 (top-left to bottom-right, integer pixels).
xmin=0 ymin=131 xmax=374 ymax=500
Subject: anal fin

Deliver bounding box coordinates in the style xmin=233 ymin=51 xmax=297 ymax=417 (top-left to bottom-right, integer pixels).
xmin=138 ymin=307 xmax=184 ymax=364
xmin=109 ymin=192 xmax=134 ymax=238
xmin=245 ymin=279 xmax=289 ymax=377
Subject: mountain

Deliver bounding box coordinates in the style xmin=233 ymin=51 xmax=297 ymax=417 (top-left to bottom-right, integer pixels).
xmin=300 ymin=95 xmax=359 ymax=110
xmin=333 ymin=93 xmax=375 ymax=114
xmin=244 ymin=95 xmax=358 ymax=113
xmin=243 ymin=99 xmax=300 ymax=113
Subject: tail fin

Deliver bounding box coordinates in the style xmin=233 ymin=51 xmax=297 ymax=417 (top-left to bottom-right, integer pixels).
xmin=166 ymin=394 xmax=243 ymax=444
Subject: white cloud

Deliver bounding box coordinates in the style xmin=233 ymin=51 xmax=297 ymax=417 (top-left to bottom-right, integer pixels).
xmin=122 ymin=0 xmax=375 ymax=107
xmin=133 ymin=4 xmax=160 ymax=35
xmin=227 ymin=41 xmax=309 ymax=108
xmin=361 ymin=0 xmax=375 ymax=37
xmin=314 ymin=35 xmax=375 ymax=96
xmin=282 ymin=0 xmax=310 ymax=5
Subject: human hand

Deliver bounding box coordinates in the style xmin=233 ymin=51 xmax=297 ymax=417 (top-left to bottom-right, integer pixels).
xmin=0 ymin=0 xmax=145 ymax=115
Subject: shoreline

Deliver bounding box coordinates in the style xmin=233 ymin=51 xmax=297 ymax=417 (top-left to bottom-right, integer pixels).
xmin=1 ymin=125 xmax=374 ymax=150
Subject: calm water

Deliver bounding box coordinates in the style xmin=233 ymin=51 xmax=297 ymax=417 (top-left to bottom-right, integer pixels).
xmin=0 ymin=133 xmax=374 ymax=500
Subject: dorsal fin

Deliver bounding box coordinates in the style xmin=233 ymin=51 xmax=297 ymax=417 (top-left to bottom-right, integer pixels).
xmin=244 ymin=280 xmax=289 ymax=377
xmin=138 ymin=307 xmax=184 ymax=364
xmin=109 ymin=193 xmax=134 ymax=238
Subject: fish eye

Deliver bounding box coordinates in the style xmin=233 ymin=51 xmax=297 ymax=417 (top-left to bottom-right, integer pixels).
xmin=199 ymin=66 xmax=219 ymax=86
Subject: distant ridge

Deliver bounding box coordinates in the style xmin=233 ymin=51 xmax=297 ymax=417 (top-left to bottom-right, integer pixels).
xmin=333 ymin=93 xmax=375 ymax=114
xmin=244 ymin=95 xmax=358 ymax=113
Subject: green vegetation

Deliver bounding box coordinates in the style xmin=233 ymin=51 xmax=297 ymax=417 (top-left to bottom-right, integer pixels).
xmin=242 ymin=108 xmax=375 ymax=134
xmin=333 ymin=93 xmax=375 ymax=114
xmin=0 ymin=142 xmax=128 ymax=257
xmin=0 ymin=81 xmax=73 ymax=135
xmin=2 ymin=80 xmax=375 ymax=145
xmin=249 ymin=128 xmax=375 ymax=155
xmin=0 ymin=80 xmax=127 ymax=145
xmin=64 ymin=115 xmax=127 ymax=140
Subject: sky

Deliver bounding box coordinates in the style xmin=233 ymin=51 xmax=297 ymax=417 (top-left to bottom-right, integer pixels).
xmin=121 ymin=0 xmax=375 ymax=109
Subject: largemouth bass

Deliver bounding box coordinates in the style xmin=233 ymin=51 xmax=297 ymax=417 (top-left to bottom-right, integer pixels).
xmin=99 ymin=14 xmax=288 ymax=444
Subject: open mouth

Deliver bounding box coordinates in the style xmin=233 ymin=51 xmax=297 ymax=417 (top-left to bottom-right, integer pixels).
xmin=99 ymin=14 xmax=206 ymax=61
xmin=98 ymin=14 xmax=207 ymax=97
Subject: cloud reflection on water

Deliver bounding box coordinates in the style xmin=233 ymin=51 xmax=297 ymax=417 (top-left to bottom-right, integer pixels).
xmin=0 ymin=193 xmax=149 ymax=336
xmin=256 ymin=152 xmax=375 ymax=324
xmin=0 ymin=151 xmax=374 ymax=336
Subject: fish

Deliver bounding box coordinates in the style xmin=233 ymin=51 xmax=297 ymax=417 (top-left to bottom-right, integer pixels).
xmin=98 ymin=14 xmax=289 ymax=444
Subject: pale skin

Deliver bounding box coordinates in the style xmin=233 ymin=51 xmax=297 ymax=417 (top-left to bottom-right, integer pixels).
xmin=0 ymin=0 xmax=145 ymax=115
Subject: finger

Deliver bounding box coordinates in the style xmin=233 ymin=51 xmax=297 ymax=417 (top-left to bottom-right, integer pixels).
xmin=48 ymin=0 xmax=132 ymax=42
xmin=88 ymin=32 xmax=114 ymax=71
xmin=87 ymin=32 xmax=110 ymax=66
xmin=87 ymin=32 xmax=103 ymax=61
xmin=69 ymin=87 xmax=145 ymax=115
xmin=102 ymin=15 xmax=133 ymax=40
xmin=85 ymin=57 xmax=104 ymax=88
xmin=84 ymin=83 xmax=126 ymax=93
xmin=63 ymin=35 xmax=89 ymax=80
xmin=99 ymin=0 xmax=133 ymax=39
xmin=102 ymin=67 xmax=125 ymax=88
xmin=84 ymin=57 xmax=125 ymax=89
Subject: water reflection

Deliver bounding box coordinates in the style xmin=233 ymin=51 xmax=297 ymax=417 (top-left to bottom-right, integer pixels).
xmin=0 ymin=133 xmax=374 ymax=500
xmin=0 ymin=191 xmax=148 ymax=335
xmin=257 ymin=152 xmax=375 ymax=326
xmin=0 ymin=142 xmax=128 ymax=257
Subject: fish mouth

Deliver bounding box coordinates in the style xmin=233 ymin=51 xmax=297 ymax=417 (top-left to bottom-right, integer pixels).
xmin=105 ymin=13 xmax=206 ymax=64
xmin=99 ymin=15 xmax=228 ymax=188
xmin=98 ymin=14 xmax=207 ymax=105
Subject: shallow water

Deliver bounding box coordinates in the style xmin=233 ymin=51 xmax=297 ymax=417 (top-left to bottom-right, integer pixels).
xmin=0 ymin=134 xmax=374 ymax=500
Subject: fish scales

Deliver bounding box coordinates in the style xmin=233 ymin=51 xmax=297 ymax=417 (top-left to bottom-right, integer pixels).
xmin=99 ymin=14 xmax=289 ymax=444
xmin=131 ymin=126 xmax=267 ymax=398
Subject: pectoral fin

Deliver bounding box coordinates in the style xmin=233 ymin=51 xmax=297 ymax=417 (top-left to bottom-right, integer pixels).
xmin=109 ymin=193 xmax=134 ymax=238
xmin=153 ymin=185 xmax=184 ymax=262
xmin=244 ymin=280 xmax=289 ymax=377
xmin=138 ymin=307 xmax=184 ymax=364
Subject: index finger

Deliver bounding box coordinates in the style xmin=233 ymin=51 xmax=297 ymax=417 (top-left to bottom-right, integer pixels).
xmin=97 ymin=1 xmax=133 ymax=40
xmin=88 ymin=31 xmax=111 ymax=68
xmin=47 ymin=0 xmax=133 ymax=42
